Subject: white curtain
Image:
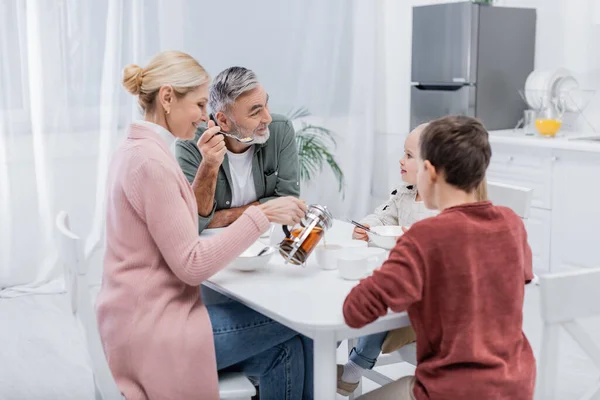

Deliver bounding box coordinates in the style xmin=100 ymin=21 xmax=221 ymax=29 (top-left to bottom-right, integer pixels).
xmin=1 ymin=0 xmax=157 ymax=296
xmin=0 ymin=0 xmax=379 ymax=295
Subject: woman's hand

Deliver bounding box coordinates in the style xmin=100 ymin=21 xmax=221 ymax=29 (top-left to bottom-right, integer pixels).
xmin=352 ymin=224 xmax=370 ymax=241
xmin=258 ymin=197 xmax=307 ymax=226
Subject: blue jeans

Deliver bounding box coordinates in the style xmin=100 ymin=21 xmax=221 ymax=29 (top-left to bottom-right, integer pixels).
xmin=207 ymin=300 xmax=313 ymax=400
xmin=349 ymin=332 xmax=387 ymax=369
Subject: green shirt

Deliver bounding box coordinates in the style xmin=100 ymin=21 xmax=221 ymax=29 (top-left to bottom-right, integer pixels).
xmin=176 ymin=113 xmax=300 ymax=233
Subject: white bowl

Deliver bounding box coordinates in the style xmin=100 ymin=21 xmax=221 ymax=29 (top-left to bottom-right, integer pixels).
xmin=367 ymin=226 xmax=404 ymax=250
xmin=548 ymin=67 xmax=571 ymax=96
xmin=525 ymin=69 xmax=555 ymax=110
xmin=524 ymin=70 xmax=541 ymax=109
xmin=228 ymin=242 xmax=275 ymax=272
xmin=555 ymin=75 xmax=582 ymax=112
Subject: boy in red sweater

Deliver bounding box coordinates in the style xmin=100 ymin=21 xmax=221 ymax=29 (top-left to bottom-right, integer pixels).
xmin=343 ymin=115 xmax=536 ymax=400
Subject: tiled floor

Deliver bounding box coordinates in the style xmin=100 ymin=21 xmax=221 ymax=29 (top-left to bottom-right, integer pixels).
xmin=336 ymin=286 xmax=600 ymax=399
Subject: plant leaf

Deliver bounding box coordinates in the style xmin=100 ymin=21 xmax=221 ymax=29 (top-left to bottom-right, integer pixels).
xmin=286 ymin=107 xmax=311 ymax=121
xmin=291 ymin=107 xmax=345 ymax=197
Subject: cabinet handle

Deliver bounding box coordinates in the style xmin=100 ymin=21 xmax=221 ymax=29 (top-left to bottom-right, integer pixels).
xmin=507 ymin=156 xmax=514 ymax=162
xmin=551 ymin=156 xmax=558 ymax=163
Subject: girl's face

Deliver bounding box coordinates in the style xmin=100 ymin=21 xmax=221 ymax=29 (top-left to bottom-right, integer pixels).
xmin=399 ymin=131 xmax=419 ymax=185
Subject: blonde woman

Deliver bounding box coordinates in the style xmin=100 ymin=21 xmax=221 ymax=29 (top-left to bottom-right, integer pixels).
xmin=96 ymin=51 xmax=310 ymax=400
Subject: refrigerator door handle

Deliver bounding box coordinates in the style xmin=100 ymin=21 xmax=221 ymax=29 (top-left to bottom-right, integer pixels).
xmin=413 ymin=83 xmax=471 ymax=91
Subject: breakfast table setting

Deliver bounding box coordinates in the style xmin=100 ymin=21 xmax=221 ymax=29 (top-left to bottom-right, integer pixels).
xmin=200 ymin=205 xmax=412 ymax=400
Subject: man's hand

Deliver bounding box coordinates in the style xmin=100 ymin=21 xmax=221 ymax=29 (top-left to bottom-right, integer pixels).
xmin=352 ymin=224 xmax=370 ymax=241
xmin=198 ymin=120 xmax=226 ymax=169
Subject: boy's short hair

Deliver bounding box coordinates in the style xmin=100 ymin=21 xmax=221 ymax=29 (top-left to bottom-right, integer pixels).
xmin=419 ymin=115 xmax=491 ymax=192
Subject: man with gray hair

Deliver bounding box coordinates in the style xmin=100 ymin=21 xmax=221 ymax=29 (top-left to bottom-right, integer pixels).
xmin=176 ymin=66 xmax=300 ymax=233
xmin=176 ymin=69 xmax=313 ymax=398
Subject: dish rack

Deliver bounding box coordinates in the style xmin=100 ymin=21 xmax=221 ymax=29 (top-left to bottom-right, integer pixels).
xmin=517 ymin=88 xmax=597 ymax=133
xmin=516 ymin=67 xmax=597 ymax=133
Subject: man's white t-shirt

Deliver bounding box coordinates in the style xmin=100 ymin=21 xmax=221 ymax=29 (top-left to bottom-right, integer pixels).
xmin=227 ymin=147 xmax=258 ymax=208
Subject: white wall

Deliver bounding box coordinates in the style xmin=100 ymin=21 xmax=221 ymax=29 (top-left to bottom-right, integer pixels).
xmin=6 ymin=1 xmax=599 ymax=267
xmin=371 ymin=0 xmax=600 ymax=205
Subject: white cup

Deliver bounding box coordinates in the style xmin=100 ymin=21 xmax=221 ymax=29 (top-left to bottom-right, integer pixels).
xmin=346 ymin=240 xmax=369 ymax=249
xmin=315 ymin=244 xmax=343 ymax=270
xmin=318 ymin=239 xmax=367 ymax=250
xmin=338 ymin=253 xmax=370 ymax=280
xmin=337 ymin=248 xmax=388 ymax=280
xmin=357 ymin=247 xmax=388 ymax=271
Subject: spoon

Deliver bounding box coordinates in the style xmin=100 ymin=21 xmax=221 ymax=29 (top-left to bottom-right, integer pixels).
xmin=209 ymin=114 xmax=254 ymax=144
xmin=220 ymin=131 xmax=254 ymax=144
xmin=256 ymin=247 xmax=272 ymax=256
xmin=345 ymin=218 xmax=381 ymax=235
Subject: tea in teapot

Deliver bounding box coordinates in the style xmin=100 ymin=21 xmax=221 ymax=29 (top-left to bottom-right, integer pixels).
xmin=278 ymin=204 xmax=333 ymax=265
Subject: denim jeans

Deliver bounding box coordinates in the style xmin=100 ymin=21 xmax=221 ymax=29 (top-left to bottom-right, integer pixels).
xmin=349 ymin=332 xmax=387 ymax=369
xmin=207 ymin=299 xmax=313 ymax=400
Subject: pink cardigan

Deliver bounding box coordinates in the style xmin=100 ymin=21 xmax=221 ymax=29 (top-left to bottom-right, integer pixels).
xmin=96 ymin=123 xmax=270 ymax=400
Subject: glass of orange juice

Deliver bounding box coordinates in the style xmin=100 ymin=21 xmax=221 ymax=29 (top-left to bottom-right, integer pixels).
xmin=535 ymin=119 xmax=562 ymax=137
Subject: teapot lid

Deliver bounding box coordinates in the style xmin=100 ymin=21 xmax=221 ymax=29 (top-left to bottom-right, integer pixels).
xmin=305 ymin=204 xmax=333 ymax=229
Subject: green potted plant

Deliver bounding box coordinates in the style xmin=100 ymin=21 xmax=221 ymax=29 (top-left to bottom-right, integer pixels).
xmin=286 ymin=107 xmax=345 ymax=197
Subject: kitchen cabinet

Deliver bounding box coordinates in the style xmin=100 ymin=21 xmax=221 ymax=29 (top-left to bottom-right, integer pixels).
xmin=488 ymin=131 xmax=600 ymax=274
xmin=525 ymin=207 xmax=553 ymax=273
xmin=487 ymin=144 xmax=554 ymax=210
xmin=487 ymin=143 xmax=554 ymax=273
xmin=550 ymin=150 xmax=600 ymax=271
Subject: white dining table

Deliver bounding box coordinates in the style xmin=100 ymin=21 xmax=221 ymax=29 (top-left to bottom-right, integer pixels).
xmin=202 ymin=220 xmax=411 ymax=400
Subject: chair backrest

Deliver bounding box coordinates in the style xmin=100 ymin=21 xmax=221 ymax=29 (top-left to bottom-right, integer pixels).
xmin=536 ymin=268 xmax=600 ymax=400
xmin=56 ymin=211 xmax=125 ymax=400
xmin=487 ymin=181 xmax=533 ymax=219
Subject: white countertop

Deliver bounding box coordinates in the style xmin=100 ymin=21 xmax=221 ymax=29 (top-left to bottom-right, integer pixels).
xmin=489 ymin=129 xmax=600 ymax=153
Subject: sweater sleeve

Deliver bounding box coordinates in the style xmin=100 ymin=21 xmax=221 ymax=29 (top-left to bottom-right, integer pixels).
xmin=361 ymin=189 xmax=401 ymax=227
xmin=343 ymin=236 xmax=424 ymax=328
xmin=175 ymin=138 xmax=218 ymax=234
xmin=126 ymin=159 xmax=270 ymax=286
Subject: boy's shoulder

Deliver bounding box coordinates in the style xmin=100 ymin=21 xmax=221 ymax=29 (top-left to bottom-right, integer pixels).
xmin=406 ymin=202 xmax=523 ymax=238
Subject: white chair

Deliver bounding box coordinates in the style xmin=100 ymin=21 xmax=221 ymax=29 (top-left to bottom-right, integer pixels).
xmin=350 ymin=181 xmax=535 ymax=398
xmin=537 ymin=268 xmax=600 ymax=400
xmin=487 ymin=181 xmax=533 ymax=219
xmin=218 ymin=373 xmax=257 ymax=400
xmin=56 ymin=211 xmax=125 ymax=400
xmin=488 ymin=181 xmax=538 ymax=286
xmin=56 ymin=211 xmax=256 ymax=400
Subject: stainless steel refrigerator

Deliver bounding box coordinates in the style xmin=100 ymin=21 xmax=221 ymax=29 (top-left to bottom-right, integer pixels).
xmin=410 ymin=2 xmax=536 ymax=130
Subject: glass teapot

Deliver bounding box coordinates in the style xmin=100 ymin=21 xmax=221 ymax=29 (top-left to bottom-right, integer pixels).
xmin=535 ymin=95 xmax=564 ymax=137
xmin=278 ymin=204 xmax=334 ymax=265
